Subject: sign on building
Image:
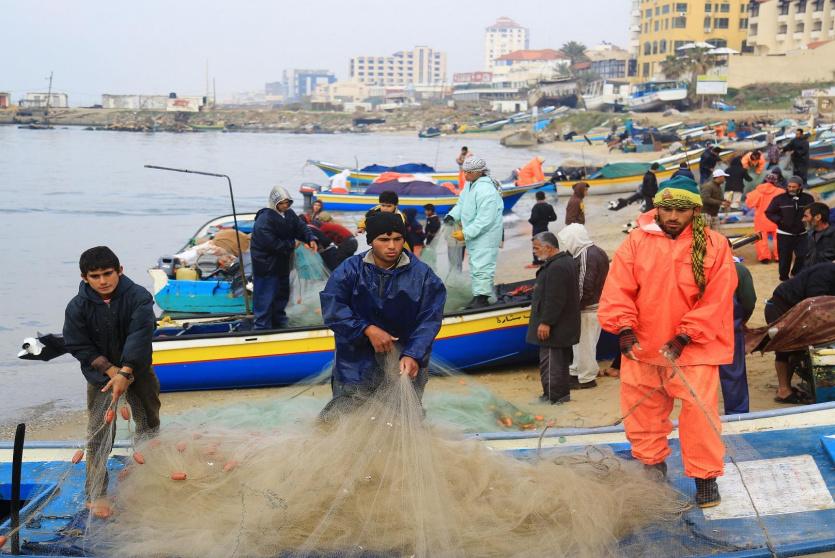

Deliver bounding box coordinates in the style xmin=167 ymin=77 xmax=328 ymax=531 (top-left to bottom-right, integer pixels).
xmin=696 ymin=75 xmax=728 ymax=95
xmin=166 ymin=97 xmax=204 ymax=112
xmin=453 ymin=72 xmax=493 ymax=84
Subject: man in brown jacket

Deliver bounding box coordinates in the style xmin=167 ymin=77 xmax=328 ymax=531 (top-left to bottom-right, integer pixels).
xmin=565 ymin=182 xmax=590 ymax=225
xmin=700 ymin=168 xmax=729 ymax=229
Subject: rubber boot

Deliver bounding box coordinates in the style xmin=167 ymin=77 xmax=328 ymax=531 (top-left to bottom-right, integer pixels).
xmin=695 ymin=478 xmax=721 ymax=508
xmin=643 ymin=461 xmax=667 ymax=481
xmin=465 ymin=295 xmax=490 ymax=309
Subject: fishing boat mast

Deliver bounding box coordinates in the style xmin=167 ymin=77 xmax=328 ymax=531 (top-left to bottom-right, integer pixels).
xmin=44 ymin=71 xmax=53 ymax=127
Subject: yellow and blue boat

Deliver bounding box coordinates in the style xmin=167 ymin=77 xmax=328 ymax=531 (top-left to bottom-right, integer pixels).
xmin=19 ymin=302 xmax=542 ymax=392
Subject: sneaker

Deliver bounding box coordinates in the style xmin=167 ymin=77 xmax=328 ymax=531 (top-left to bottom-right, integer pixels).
xmin=643 ymin=461 xmax=667 ymax=480
xmin=578 ymin=379 xmax=597 ymax=389
xmin=694 ymin=478 xmax=721 ymax=508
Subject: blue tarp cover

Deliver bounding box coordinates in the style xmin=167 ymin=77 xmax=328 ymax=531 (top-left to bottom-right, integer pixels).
xmin=365 ymin=179 xmax=455 ymax=197
xmin=360 ymin=163 xmax=437 ymax=174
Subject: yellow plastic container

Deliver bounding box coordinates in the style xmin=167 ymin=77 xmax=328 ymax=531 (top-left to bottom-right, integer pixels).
xmin=175 ymin=267 xmax=200 ymax=281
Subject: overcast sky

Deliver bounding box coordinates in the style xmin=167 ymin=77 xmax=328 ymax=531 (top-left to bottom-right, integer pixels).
xmin=1 ymin=0 xmax=630 ymax=105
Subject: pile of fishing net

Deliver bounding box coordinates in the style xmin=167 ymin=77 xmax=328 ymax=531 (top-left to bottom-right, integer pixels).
xmin=286 ymin=245 xmax=330 ymax=327
xmin=89 ymin=353 xmax=687 ymax=558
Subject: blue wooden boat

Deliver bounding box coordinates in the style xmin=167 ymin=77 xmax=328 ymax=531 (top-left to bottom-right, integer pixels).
xmin=313 ymin=181 xmax=541 ymax=215
xmin=307 ymin=159 xmax=461 ymax=187
xmin=2 ymin=403 xmax=834 ymax=556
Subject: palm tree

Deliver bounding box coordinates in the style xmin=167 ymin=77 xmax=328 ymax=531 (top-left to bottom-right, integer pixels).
xmin=560 ymin=41 xmax=589 ymax=66
xmin=659 ymin=47 xmax=717 ymax=103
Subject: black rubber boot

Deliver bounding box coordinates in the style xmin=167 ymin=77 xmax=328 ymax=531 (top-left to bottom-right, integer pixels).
xmin=465 ymin=295 xmax=490 ymax=309
xmin=643 ymin=461 xmax=667 ymax=480
xmin=695 ymin=478 xmax=721 ymax=508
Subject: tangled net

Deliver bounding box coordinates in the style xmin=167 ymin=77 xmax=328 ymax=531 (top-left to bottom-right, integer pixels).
xmin=90 ymin=352 xmax=687 ymax=557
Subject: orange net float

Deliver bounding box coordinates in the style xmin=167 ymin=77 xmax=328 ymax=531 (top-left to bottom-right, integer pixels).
xmin=133 ymin=452 xmax=145 ymax=465
xmin=170 ymin=472 xmax=187 ymax=481
xmin=120 ymin=406 xmax=131 ymax=421
xmin=105 ymin=409 xmax=115 ymax=424
xmin=222 ymin=460 xmax=238 ymax=472
xmin=71 ymin=449 xmax=84 ymax=464
xmin=175 ymin=441 xmax=187 ymax=453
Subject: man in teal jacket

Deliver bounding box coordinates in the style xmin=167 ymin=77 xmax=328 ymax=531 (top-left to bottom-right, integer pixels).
xmin=446 ymin=157 xmax=504 ymax=309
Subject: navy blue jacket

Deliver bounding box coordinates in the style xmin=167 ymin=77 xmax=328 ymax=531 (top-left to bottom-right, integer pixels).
xmin=63 ymin=275 xmax=155 ymax=387
xmin=320 ymin=250 xmax=446 ymax=385
xmin=671 ymin=168 xmax=695 ymax=181
xmin=250 ymin=207 xmax=312 ymax=276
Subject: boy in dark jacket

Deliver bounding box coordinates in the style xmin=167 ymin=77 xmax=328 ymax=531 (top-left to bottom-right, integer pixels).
xmin=63 ymin=246 xmax=161 ymax=518
xmin=723 ymin=156 xmax=752 ymax=210
xmin=423 ymin=203 xmax=441 ymax=246
xmin=319 ymin=212 xmax=446 ymax=419
xmin=250 ymin=186 xmax=317 ymax=329
xmin=782 ymin=128 xmax=810 ymax=181
xmin=765 ymin=176 xmax=815 ymax=280
xmin=527 ymin=191 xmax=558 ymax=267
xmin=699 ymin=146 xmax=722 ymax=184
xmin=525 ymin=232 xmax=581 ymax=404
xmin=640 ymin=163 xmax=660 ymax=210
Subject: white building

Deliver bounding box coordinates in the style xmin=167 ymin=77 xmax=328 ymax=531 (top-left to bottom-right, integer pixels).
xmin=101 ymin=94 xmax=169 ymax=110
xmin=484 ymin=17 xmax=530 ymax=71
xmin=747 ymin=0 xmax=835 ymax=55
xmin=492 ymin=49 xmax=571 ymax=84
xmin=20 ymin=92 xmax=68 ymax=109
xmin=349 ymin=46 xmax=447 ymax=86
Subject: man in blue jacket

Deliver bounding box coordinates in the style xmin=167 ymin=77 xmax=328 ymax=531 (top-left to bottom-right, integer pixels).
xmin=250 ymin=186 xmax=317 ymax=329
xmin=319 ymin=212 xmax=446 ymax=417
xmin=63 ymin=246 xmax=160 ymax=518
xmin=446 ymin=157 xmax=503 ymax=309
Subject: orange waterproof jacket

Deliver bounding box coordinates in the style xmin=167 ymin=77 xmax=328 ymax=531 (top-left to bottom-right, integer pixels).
xmin=598 ymin=210 xmax=737 ymax=366
xmin=744 ymin=182 xmax=781 ymax=233
xmin=517 ymin=157 xmax=545 ymax=186
xmin=741 ymin=152 xmax=766 ymax=175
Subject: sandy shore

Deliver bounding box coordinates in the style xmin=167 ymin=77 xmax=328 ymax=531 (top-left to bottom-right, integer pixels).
xmin=3 ymin=182 xmax=796 ymax=442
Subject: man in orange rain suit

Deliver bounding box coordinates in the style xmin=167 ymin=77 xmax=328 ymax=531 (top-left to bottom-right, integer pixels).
xmin=516 ymin=156 xmax=546 ymax=186
xmin=598 ymin=175 xmax=737 ymax=509
xmin=743 ymin=171 xmax=782 ymax=263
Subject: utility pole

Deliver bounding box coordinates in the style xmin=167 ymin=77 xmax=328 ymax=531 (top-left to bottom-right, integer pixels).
xmin=44 ymin=71 xmax=53 ymax=125
xmin=213 ymin=78 xmax=217 ymax=109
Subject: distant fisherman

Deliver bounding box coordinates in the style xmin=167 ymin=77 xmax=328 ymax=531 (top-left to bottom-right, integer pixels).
xmin=250 ymin=186 xmax=317 ymax=329
xmin=446 ymin=157 xmax=504 ymax=309
xmin=320 ymin=212 xmax=446 ymax=418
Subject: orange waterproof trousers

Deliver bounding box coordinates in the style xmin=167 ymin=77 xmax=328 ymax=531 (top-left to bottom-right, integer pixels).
xmin=620 ymin=358 xmax=724 ymax=479
xmin=755 ymin=231 xmax=779 ymax=262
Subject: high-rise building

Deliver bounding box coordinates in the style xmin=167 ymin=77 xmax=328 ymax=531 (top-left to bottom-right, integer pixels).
xmin=634 ymin=0 xmax=752 ymax=81
xmin=747 ymin=0 xmax=835 ymax=55
xmin=349 ymin=46 xmax=446 ymax=86
xmin=484 ymin=17 xmax=530 ymax=71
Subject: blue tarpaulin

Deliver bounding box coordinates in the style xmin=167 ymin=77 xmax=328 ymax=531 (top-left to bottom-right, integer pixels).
xmin=360 ymin=163 xmax=437 ymax=174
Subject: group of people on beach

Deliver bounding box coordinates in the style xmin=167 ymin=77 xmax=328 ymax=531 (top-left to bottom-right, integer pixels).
xmin=61 ymin=137 xmax=832 ymax=517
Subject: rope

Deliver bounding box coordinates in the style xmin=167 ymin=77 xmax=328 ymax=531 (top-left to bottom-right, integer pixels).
xmin=662 ymin=354 xmax=778 ymax=558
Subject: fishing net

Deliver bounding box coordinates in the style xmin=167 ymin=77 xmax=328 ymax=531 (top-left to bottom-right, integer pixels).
xmin=286 ymin=245 xmax=330 ymax=327
xmin=421 ymin=223 xmax=475 ymax=311
xmin=80 ymin=351 xmax=686 ymax=558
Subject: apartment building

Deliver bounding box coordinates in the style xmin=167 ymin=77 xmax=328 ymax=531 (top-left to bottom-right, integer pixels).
xmin=484 ymin=17 xmax=530 ymax=71
xmin=634 ymin=0 xmax=751 ymax=81
xmin=349 ymin=46 xmax=446 ymax=86
xmin=747 ymin=0 xmax=835 ymax=54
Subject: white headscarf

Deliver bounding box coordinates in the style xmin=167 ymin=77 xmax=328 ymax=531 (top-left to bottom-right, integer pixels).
xmin=557 ymin=224 xmax=596 ymax=294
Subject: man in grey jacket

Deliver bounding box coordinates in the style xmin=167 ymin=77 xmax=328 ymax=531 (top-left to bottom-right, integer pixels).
xmin=525 ymin=232 xmax=581 ymax=404
xmin=558 ymin=224 xmax=610 ymax=389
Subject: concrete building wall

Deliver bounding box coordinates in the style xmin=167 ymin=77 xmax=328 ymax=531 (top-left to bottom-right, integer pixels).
xmin=0 ymin=92 xmax=10 ymax=108
xmin=634 ymin=0 xmax=751 ymax=82
xmin=727 ymin=39 xmax=835 ymax=86
xmin=101 ymin=94 xmax=168 ymax=110
xmin=484 ymin=17 xmax=530 ymax=71
xmin=349 ymin=46 xmax=446 ymax=86
xmin=747 ymin=0 xmax=835 ymax=55
xmin=21 ymin=92 xmax=68 ymax=108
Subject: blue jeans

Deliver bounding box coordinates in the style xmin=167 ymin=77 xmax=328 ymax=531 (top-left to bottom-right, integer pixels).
xmin=252 ymin=273 xmax=290 ymax=330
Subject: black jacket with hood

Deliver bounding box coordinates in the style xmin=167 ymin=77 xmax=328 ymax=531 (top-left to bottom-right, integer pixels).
xmin=250 ymin=207 xmax=313 ymax=276
xmin=63 ymin=275 xmax=155 ymax=387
